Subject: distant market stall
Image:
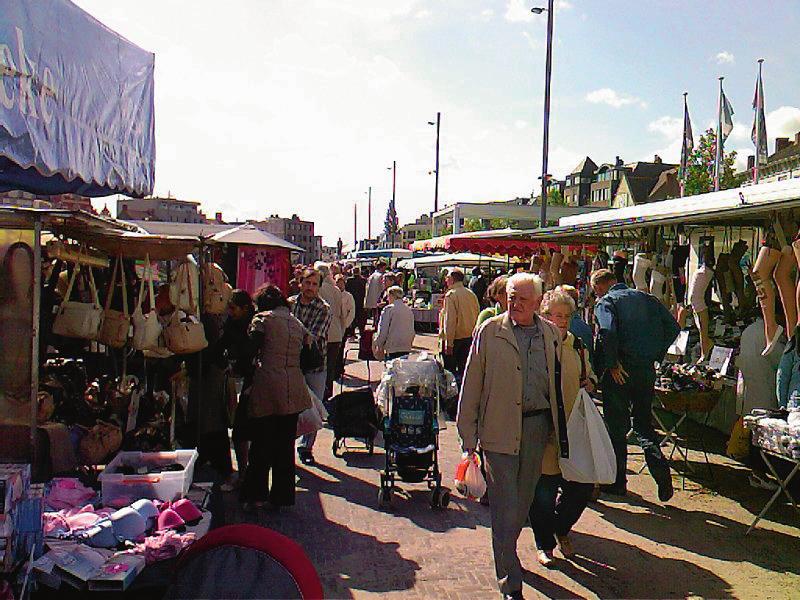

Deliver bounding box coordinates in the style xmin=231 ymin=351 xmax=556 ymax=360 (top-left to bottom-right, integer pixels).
xmin=409 ymin=229 xmax=594 ymax=257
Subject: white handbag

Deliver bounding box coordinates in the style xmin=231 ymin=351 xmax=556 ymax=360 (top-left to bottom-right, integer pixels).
xmin=169 ymin=259 xmax=200 ymax=314
xmin=558 ymin=389 xmax=617 ymax=484
xmin=97 ymin=255 xmax=131 ymax=349
xmin=131 ymin=254 xmax=162 ymax=351
xmin=164 ymin=266 xmax=208 ymax=354
xmin=52 ymin=259 xmax=102 ymax=340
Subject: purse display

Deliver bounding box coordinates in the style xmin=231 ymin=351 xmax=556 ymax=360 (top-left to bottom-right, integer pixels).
xmin=202 ymin=262 xmax=233 ymax=315
xmin=169 ymin=259 xmax=199 ymax=314
xmin=52 ymin=259 xmax=103 ymax=341
xmin=131 ymin=254 xmax=162 ymax=351
xmin=164 ymin=265 xmax=208 ymax=354
xmin=97 ymin=255 xmax=131 ymax=349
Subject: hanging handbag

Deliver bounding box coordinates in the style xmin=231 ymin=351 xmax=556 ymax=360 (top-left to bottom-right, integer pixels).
xmin=300 ymin=342 xmax=324 ymax=373
xmin=131 ymin=254 xmax=162 ymax=351
xmin=164 ymin=266 xmax=208 ymax=354
xmin=203 ymin=262 xmax=233 ymax=315
xmin=97 ymin=255 xmax=131 ymax=348
xmin=52 ymin=257 xmax=103 ymax=340
xmin=169 ymin=259 xmax=200 ymax=314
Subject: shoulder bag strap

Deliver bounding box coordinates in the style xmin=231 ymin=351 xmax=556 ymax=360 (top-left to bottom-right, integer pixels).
xmin=136 ymin=257 xmax=147 ymax=312
xmin=104 ymin=255 xmax=119 ymax=312
xmin=185 ymin=261 xmax=196 ymax=315
xmin=86 ymin=266 xmax=100 ymax=308
xmin=146 ymin=255 xmax=156 ymax=311
xmin=120 ymin=255 xmax=128 ymax=317
xmin=63 ymin=261 xmax=81 ymax=303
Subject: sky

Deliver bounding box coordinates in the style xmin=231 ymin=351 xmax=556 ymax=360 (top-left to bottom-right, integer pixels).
xmin=74 ymin=0 xmax=800 ymax=245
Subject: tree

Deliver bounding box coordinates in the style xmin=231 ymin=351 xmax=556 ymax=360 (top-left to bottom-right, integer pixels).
xmin=684 ymin=128 xmax=747 ymax=196
xmin=547 ymin=187 xmax=567 ymax=206
xmin=463 ymin=218 xmax=484 ymax=233
xmin=384 ymin=200 xmax=398 ymax=244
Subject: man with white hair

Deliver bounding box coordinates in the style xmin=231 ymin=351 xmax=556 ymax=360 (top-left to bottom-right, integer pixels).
xmin=457 ymin=273 xmax=568 ymax=600
xmin=440 ymin=267 xmax=480 ymax=383
xmin=373 ymin=286 xmax=415 ymax=360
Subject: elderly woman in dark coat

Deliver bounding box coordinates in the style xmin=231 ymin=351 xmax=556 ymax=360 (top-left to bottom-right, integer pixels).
xmin=240 ymin=285 xmax=312 ymax=509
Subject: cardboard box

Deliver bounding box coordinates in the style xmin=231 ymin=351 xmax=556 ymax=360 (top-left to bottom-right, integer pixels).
xmin=88 ymin=554 xmax=146 ymax=592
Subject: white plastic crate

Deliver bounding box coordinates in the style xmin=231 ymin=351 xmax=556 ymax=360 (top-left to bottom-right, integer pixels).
xmin=99 ymin=449 xmax=198 ymax=508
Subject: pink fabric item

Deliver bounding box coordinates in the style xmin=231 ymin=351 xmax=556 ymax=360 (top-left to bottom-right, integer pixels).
xmin=124 ymin=530 xmax=197 ymax=564
xmin=43 ymin=504 xmax=113 ymax=536
xmin=236 ymin=246 xmax=291 ymax=295
xmin=46 ymin=478 xmax=96 ymax=510
xmin=171 ymin=498 xmax=202 ymax=524
xmin=157 ymin=507 xmax=185 ymax=531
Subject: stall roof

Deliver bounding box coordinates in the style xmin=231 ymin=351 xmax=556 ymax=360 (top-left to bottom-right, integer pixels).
xmin=210 ymin=224 xmax=304 ymax=251
xmin=398 ymin=252 xmax=509 ymax=270
xmin=1 ymin=0 xmax=155 ymax=197
xmin=410 ymin=229 xmax=596 ymax=256
xmin=355 ymin=248 xmax=413 ymax=259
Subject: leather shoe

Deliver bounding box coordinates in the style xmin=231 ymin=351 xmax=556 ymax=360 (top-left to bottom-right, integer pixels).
xmin=503 ymin=591 xmax=524 ymax=600
xmin=599 ymin=483 xmax=627 ymax=497
xmin=656 ymin=473 xmax=675 ymax=502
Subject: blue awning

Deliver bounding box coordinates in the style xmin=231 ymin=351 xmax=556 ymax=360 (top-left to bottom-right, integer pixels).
xmin=0 ymin=0 xmax=155 ymax=197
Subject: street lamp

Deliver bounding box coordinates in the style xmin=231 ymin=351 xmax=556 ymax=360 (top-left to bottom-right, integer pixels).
xmin=428 ymin=112 xmax=441 ymax=214
xmin=364 ymin=186 xmax=372 ymax=240
xmin=387 ymin=161 xmax=397 ymax=247
xmin=532 ymin=1 xmax=554 ymax=228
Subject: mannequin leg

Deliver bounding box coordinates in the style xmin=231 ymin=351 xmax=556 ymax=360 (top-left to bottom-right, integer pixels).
xmin=694 ymin=309 xmax=713 ymax=361
xmin=775 ymin=247 xmax=797 ymax=333
xmin=714 ymin=254 xmax=735 ymax=322
xmin=752 ymin=246 xmax=782 ymax=354
xmin=632 ymin=254 xmax=652 ymax=292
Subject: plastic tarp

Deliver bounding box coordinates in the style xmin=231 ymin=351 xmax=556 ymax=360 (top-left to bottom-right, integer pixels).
xmin=0 ymin=0 xmax=155 ymax=197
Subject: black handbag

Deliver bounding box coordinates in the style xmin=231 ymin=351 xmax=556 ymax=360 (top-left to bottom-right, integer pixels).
xmin=300 ymin=342 xmax=324 ymax=373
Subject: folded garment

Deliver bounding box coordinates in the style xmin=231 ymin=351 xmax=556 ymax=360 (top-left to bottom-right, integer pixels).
xmin=46 ymin=478 xmax=96 ymax=511
xmin=44 ymin=504 xmax=113 ymax=537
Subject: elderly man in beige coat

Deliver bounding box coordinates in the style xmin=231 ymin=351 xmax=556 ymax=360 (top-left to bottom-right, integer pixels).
xmin=457 ymin=273 xmax=568 ymax=600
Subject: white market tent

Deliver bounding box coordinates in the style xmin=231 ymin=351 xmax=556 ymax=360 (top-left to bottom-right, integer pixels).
xmin=398 ymin=252 xmax=509 ymax=270
xmin=210 ymin=224 xmax=304 ymax=251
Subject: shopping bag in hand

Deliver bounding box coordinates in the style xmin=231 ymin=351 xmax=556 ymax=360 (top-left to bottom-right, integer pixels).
xmin=454 ymin=452 xmax=486 ymax=500
xmin=296 ymin=385 xmax=329 ymax=438
xmin=558 ymin=389 xmax=617 ymax=484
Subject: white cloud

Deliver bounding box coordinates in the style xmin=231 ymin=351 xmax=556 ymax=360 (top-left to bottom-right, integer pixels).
xmin=586 ymin=88 xmax=648 ymax=109
xmin=414 ymin=9 xmax=431 ymax=19
xmin=480 ymin=8 xmax=494 ymax=19
xmin=514 ymin=120 xmax=528 ymax=130
xmin=522 ymin=31 xmax=542 ymax=50
xmin=648 ymin=116 xmax=682 ymax=139
xmin=767 ymin=106 xmax=800 ymax=139
xmin=715 ymin=51 xmax=735 ymax=64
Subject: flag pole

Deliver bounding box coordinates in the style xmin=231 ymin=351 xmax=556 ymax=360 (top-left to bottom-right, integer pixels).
xmin=680 ymin=91 xmax=688 ymax=198
xmin=715 ymin=77 xmax=724 ymax=192
xmin=754 ymin=59 xmax=764 ymax=184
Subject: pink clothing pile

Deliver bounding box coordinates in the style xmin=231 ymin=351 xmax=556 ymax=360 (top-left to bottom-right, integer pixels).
xmin=44 ymin=504 xmax=113 ymax=537
xmin=46 ymin=478 xmax=96 ymax=510
xmin=123 ymin=530 xmax=197 ymax=564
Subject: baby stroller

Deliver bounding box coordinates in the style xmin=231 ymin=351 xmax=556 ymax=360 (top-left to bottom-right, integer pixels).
xmin=378 ymin=357 xmax=449 ymax=509
xmin=328 ymin=388 xmax=380 ymax=456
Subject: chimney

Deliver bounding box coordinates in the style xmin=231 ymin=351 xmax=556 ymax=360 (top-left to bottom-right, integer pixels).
xmin=795 ymin=131 xmax=800 ymax=145
xmin=215 ymin=212 xmax=223 ymax=223
xmin=776 ymin=137 xmax=790 ymax=153
xmin=747 ymin=155 xmax=755 ymax=171
xmin=615 ymin=156 xmax=623 ymax=167
xmin=654 ymin=154 xmax=662 ymax=164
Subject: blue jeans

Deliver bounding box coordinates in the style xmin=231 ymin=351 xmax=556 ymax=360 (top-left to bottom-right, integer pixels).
xmin=298 ymin=369 xmax=326 ymax=452
xmin=529 ymin=474 xmax=592 ymax=551
xmin=602 ymin=365 xmax=669 ymax=489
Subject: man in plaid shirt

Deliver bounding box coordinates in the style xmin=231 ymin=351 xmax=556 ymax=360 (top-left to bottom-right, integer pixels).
xmin=290 ymin=267 xmax=332 ymax=466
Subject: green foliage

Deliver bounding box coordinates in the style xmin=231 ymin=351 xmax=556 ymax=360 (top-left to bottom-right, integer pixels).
xmin=684 ymin=128 xmax=747 ymax=195
xmin=547 ymin=188 xmax=566 ymax=206
xmin=463 ymin=218 xmax=484 ymax=233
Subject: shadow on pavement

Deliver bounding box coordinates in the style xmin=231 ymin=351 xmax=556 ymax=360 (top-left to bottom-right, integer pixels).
xmin=594 ymin=492 xmax=800 ymax=576
xmin=525 ymin=530 xmax=734 ymax=599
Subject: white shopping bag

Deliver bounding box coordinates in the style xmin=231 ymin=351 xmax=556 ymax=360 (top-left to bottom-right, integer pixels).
xmin=558 ymin=389 xmax=617 ymax=484
xmin=296 ymin=385 xmax=329 ymax=438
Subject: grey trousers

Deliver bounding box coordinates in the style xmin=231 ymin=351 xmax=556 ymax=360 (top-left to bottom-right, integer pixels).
xmin=483 ymin=413 xmax=551 ymax=595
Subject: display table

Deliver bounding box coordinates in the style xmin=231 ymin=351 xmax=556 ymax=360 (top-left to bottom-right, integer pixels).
xmin=746 ymin=448 xmax=800 ymax=535
xmin=412 ymin=307 xmax=439 ymax=332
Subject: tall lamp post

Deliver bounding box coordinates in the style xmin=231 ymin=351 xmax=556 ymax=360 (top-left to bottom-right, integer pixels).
xmin=428 ymin=112 xmax=441 ymax=214
xmin=532 ymin=1 xmax=554 ymax=228
xmin=365 ymin=186 xmax=372 ymax=240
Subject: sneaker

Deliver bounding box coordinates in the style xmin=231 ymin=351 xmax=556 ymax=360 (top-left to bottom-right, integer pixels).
xmin=536 ymin=550 xmax=555 ymax=568
xmin=298 ymin=450 xmax=316 ymax=466
xmin=556 ymin=535 xmax=574 ymax=558
xmin=656 ymin=473 xmax=675 ymax=503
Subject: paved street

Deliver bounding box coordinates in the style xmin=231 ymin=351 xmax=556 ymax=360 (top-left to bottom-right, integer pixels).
xmin=223 ymin=333 xmax=800 ymax=599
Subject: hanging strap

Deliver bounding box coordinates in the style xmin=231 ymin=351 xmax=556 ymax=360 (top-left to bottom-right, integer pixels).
xmin=63 ymin=245 xmax=100 ymax=308
xmin=104 ymin=255 xmax=129 ymax=317
xmin=185 ymin=261 xmax=197 ymax=315
xmin=137 ymin=254 xmax=156 ymax=312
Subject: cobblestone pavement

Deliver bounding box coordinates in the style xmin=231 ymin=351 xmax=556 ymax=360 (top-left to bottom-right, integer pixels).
xmin=223 ymin=334 xmax=800 ymax=599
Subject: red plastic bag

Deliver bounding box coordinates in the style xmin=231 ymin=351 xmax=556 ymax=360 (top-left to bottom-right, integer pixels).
xmin=454 ymin=453 xmax=486 ymax=500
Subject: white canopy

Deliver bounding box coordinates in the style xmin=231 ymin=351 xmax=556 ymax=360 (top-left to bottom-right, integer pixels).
xmin=210 ymin=224 xmax=303 ymax=251
xmin=398 ymin=252 xmax=509 ymax=270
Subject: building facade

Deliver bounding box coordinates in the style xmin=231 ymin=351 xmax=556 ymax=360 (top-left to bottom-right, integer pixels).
xmin=116 ymin=197 xmax=205 ymax=223
xmin=563 ymin=157 xmax=598 ymax=206
xmin=255 ymin=214 xmax=319 ymax=264
xmin=754 ymin=132 xmax=800 ymax=183
xmin=398 ymin=213 xmax=432 ymax=247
